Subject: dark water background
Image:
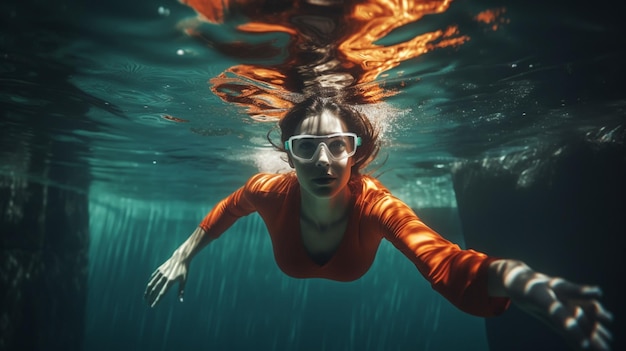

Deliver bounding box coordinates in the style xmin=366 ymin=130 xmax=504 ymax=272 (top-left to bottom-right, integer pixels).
xmin=1 ymin=0 xmax=624 ymax=350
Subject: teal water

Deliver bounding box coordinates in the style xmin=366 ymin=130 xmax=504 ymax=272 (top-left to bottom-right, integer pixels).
xmin=1 ymin=0 xmax=624 ymax=350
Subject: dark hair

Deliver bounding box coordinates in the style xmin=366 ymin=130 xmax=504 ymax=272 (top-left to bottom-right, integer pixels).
xmin=268 ymin=96 xmax=380 ymax=176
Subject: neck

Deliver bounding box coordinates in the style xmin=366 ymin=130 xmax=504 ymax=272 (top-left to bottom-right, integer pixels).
xmin=300 ymin=186 xmax=352 ymax=228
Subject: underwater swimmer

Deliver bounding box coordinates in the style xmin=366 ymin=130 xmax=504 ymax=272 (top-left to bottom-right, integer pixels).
xmin=145 ymin=96 xmax=613 ymax=350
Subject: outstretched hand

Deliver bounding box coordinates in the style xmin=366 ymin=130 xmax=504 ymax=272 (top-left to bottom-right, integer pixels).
xmin=501 ymin=262 xmax=613 ymax=350
xmin=144 ymin=254 xmax=189 ymax=308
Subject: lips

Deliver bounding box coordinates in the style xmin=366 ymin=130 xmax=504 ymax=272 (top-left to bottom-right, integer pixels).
xmin=312 ymin=177 xmax=336 ymax=185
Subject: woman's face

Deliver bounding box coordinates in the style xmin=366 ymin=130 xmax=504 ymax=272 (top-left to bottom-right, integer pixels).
xmin=290 ymin=109 xmax=354 ymax=199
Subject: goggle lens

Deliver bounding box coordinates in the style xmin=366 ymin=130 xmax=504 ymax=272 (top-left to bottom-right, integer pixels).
xmin=285 ymin=133 xmax=361 ymax=162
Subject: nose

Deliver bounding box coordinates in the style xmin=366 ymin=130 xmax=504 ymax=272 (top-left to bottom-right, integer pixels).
xmin=315 ymin=144 xmax=331 ymax=168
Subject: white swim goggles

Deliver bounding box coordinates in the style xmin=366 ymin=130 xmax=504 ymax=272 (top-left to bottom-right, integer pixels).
xmin=284 ymin=132 xmax=362 ymax=162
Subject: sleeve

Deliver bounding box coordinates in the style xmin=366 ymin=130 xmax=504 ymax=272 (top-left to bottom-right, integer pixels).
xmin=369 ymin=194 xmax=510 ymax=317
xmin=198 ymin=174 xmax=264 ymax=240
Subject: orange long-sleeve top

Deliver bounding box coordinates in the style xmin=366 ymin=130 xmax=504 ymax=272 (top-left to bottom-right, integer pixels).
xmin=200 ymin=172 xmax=510 ymax=317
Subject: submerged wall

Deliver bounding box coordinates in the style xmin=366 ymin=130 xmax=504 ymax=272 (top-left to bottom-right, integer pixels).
xmin=0 ymin=175 xmax=89 ymax=351
xmin=0 ymin=165 xmax=91 ymax=346
xmin=452 ymin=128 xmax=625 ymax=351
xmin=0 ymin=6 xmax=94 ymax=347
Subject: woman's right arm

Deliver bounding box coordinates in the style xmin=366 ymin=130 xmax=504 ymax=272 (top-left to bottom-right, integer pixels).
xmin=144 ymin=226 xmax=215 ymax=307
xmin=144 ymin=175 xmax=265 ymax=307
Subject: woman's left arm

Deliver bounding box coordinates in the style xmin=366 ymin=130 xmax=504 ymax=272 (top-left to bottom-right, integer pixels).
xmin=488 ymin=259 xmax=613 ymax=351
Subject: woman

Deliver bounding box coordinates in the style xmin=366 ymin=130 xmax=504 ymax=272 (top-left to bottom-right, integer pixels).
xmin=145 ymin=96 xmax=613 ymax=350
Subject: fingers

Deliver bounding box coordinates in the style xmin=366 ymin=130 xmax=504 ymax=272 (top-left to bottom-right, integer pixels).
xmin=582 ymin=300 xmax=613 ymax=350
xmin=550 ymin=279 xmax=603 ymax=300
xmin=595 ymin=323 xmax=612 ymax=340
xmin=145 ymin=269 xmax=161 ymax=295
xmin=152 ymin=276 xmax=173 ymax=308
xmin=583 ymin=300 xmax=614 ymax=326
xmin=581 ymin=319 xmax=613 ymax=351
xmin=548 ymin=303 xmax=589 ymax=349
xmin=144 ymin=269 xmax=172 ymax=308
xmin=528 ymin=279 xmax=607 ymax=350
xmin=144 ymin=264 xmax=189 ymax=307
xmin=547 ymin=295 xmax=613 ymax=350
xmin=144 ymin=269 xmax=161 ymax=302
xmin=552 ymin=280 xmax=613 ymax=330
xmin=580 ymin=286 xmax=603 ymax=298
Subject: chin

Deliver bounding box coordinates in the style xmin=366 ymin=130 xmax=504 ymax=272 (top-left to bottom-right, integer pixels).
xmin=305 ymin=184 xmax=341 ymax=198
xmin=311 ymin=188 xmax=337 ymax=198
